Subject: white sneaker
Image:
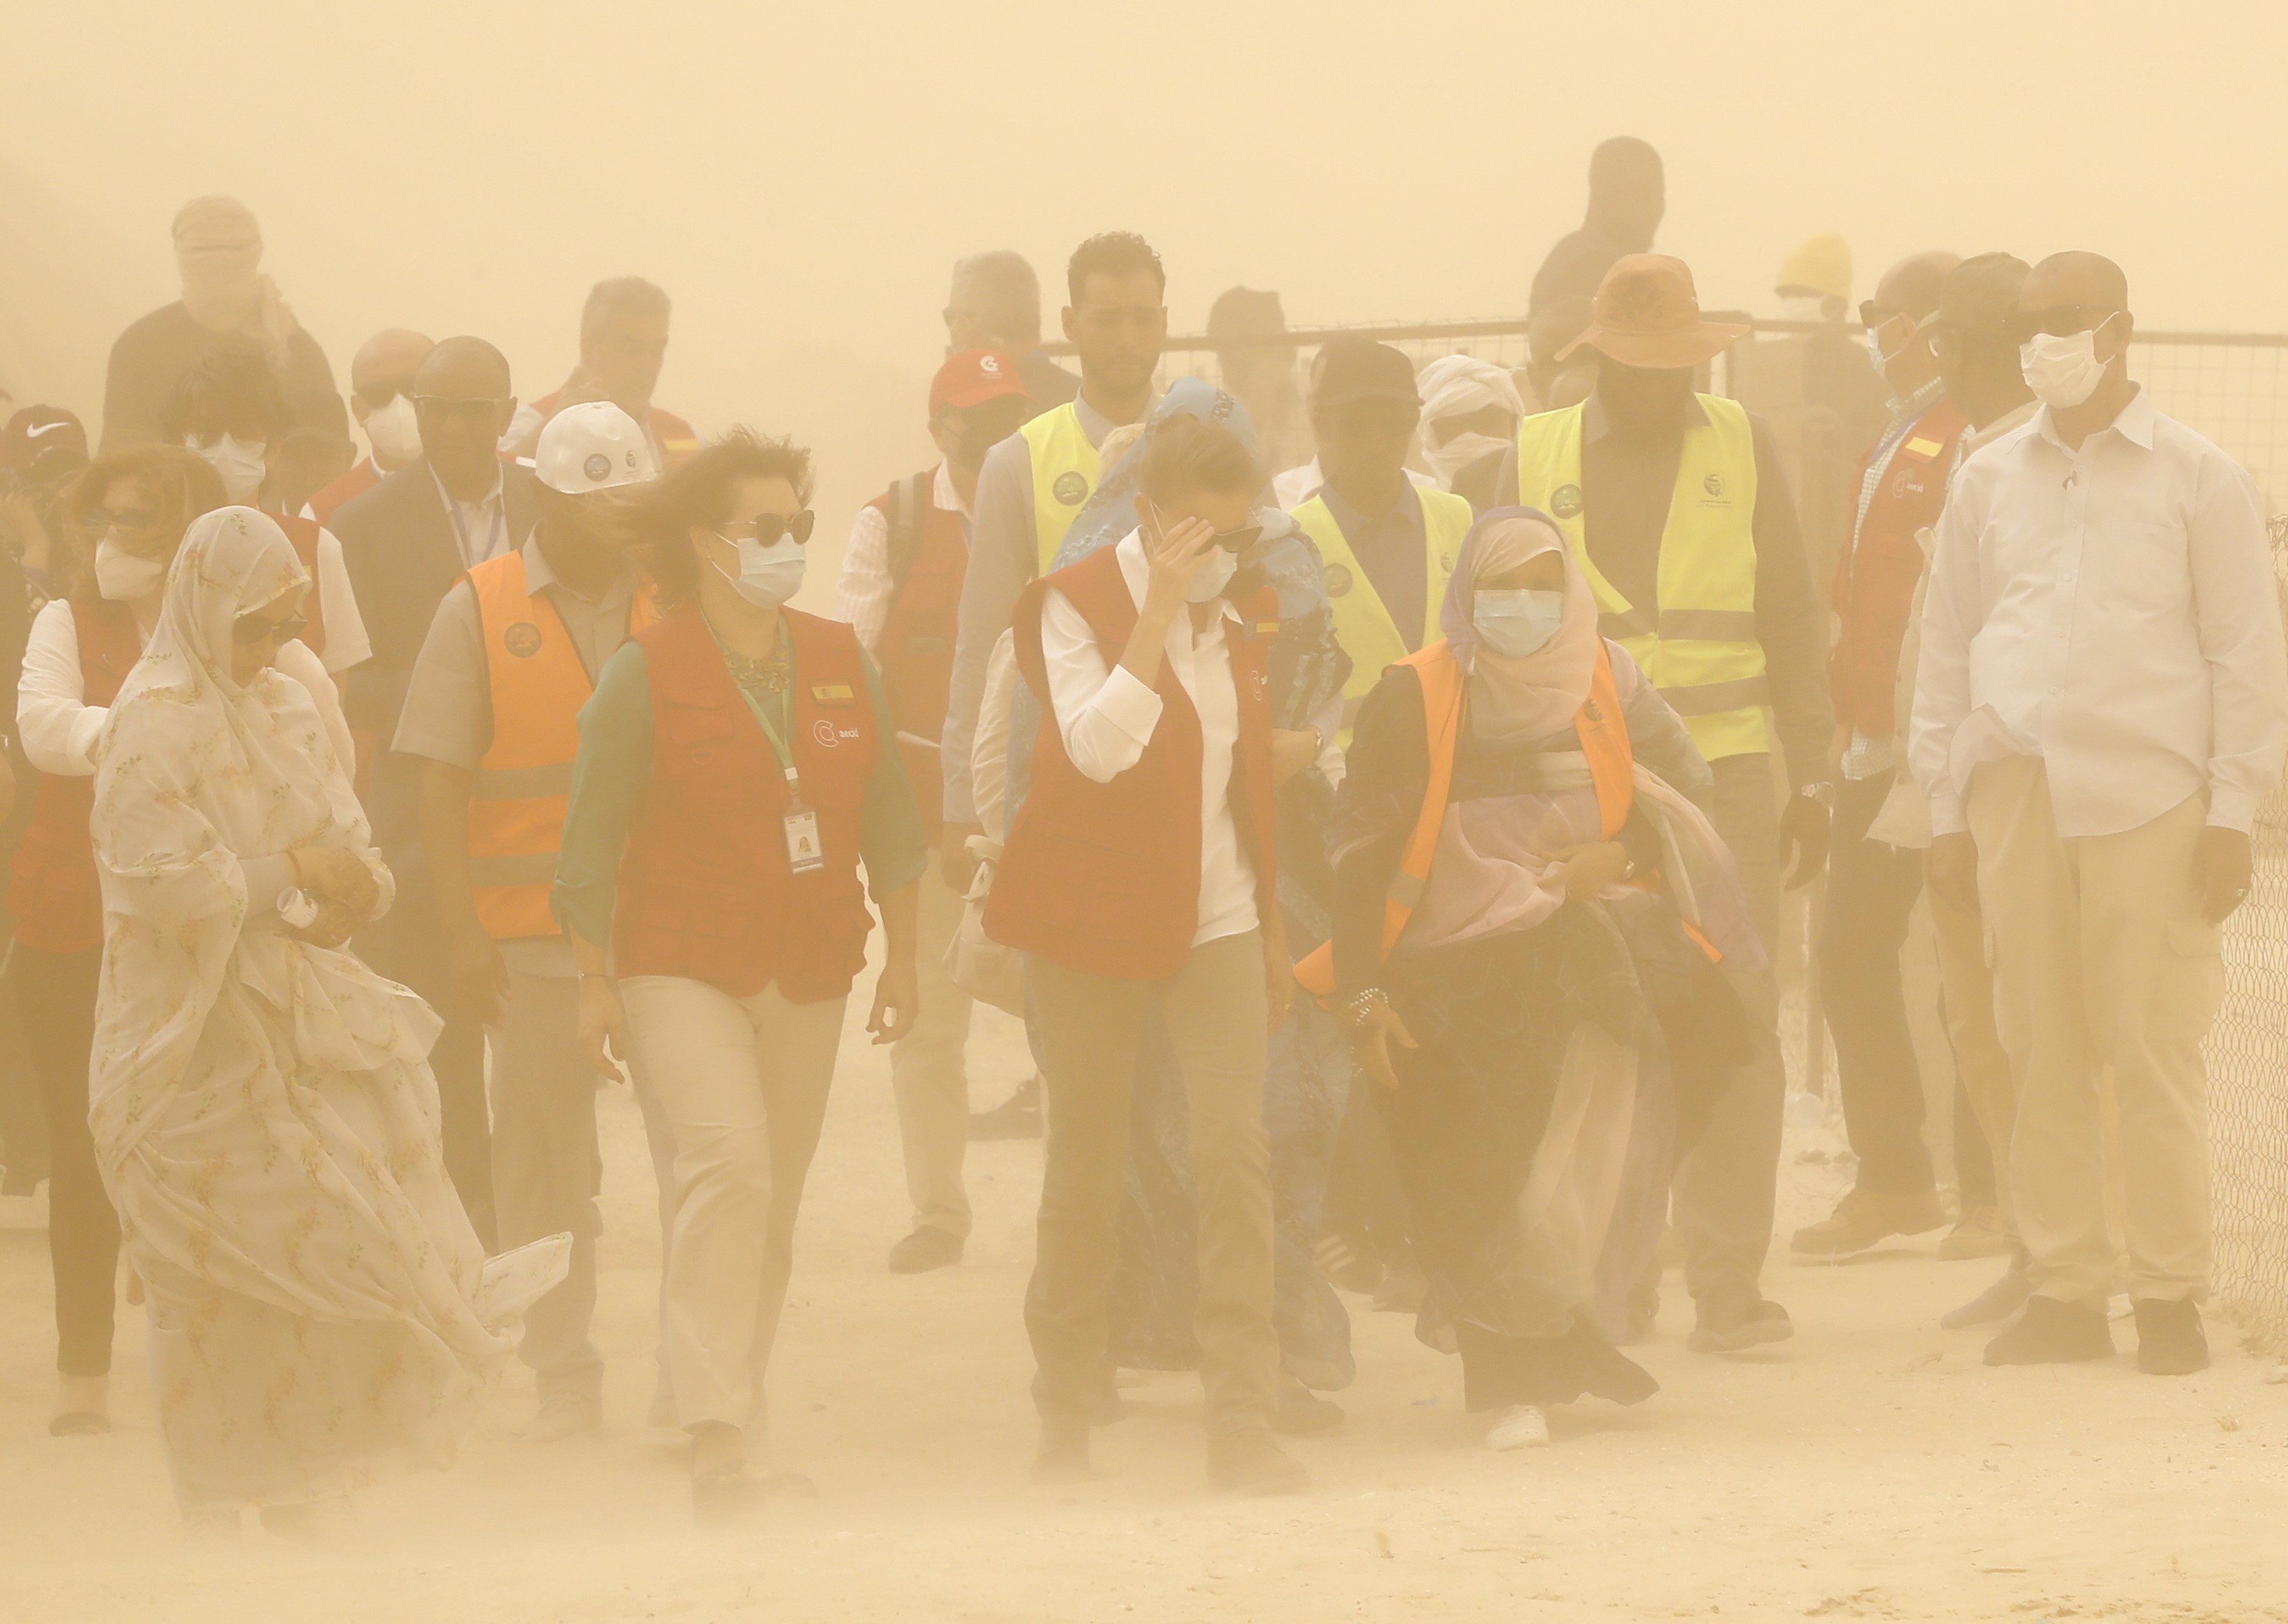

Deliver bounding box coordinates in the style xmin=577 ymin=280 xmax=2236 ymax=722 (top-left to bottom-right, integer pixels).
xmin=1486 ymin=1404 xmax=1550 ymax=1451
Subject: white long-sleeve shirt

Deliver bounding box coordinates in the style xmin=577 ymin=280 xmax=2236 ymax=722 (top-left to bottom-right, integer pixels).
xmin=834 ymin=461 xmax=970 ymax=659
xmin=1909 ymin=386 xmax=2288 ymax=839
xmin=19 ymin=597 xmax=356 ymax=781
xmin=1037 ymin=529 xmax=1259 ymax=947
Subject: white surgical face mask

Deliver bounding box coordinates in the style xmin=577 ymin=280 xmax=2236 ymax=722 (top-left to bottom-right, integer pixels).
xmin=189 ymin=433 xmax=268 ymax=503
xmin=93 ymin=538 xmax=167 ymax=602
xmin=2019 ymin=317 xmax=2116 ymax=410
xmin=363 ymin=392 xmax=423 ymax=466
xmin=1186 ymin=544 xmax=1238 ymax=603
xmin=711 ymin=533 xmax=805 ymax=608
xmin=1780 ymin=294 xmax=1830 ymax=325
xmin=1864 ymin=326 xmax=1892 ymax=377
xmin=1473 ymin=588 xmax=1567 ymax=659
xmin=1422 ymin=428 xmax=1511 ymax=488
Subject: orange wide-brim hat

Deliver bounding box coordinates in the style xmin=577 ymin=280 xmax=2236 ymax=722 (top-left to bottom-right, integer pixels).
xmin=1558 ymin=253 xmax=1750 ymax=370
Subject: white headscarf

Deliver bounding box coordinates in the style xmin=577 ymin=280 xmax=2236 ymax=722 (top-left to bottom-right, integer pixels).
xmin=1417 ymin=354 xmax=1527 ymax=487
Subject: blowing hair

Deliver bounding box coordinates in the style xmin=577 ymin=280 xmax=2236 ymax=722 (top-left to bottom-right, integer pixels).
xmin=1066 ymin=232 xmax=1165 ymax=308
xmin=633 ymin=427 xmax=812 ymax=607
xmin=63 ymin=446 xmax=227 ymax=601
xmin=1136 ymin=412 xmax=1258 ymax=506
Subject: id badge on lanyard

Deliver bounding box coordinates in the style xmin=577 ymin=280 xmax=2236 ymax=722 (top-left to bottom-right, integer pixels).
xmin=780 ymin=765 xmax=824 ymax=874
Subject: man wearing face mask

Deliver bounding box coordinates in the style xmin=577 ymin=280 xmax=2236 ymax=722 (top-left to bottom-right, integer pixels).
xmin=333 ymin=335 xmax=539 ymax=1246
xmin=1290 ymin=338 xmax=1475 ymax=747
xmin=940 ymin=232 xmax=1169 ymax=899
xmin=832 ymin=349 xmax=1031 ymax=1273
xmin=304 ymin=329 xmax=435 ymax=527
xmin=1417 ymin=354 xmax=1527 ymax=513
xmin=161 ymin=342 xmax=372 ymax=689
xmin=1498 ymin=253 xmax=1834 ymax=1354
xmin=1790 ymin=252 xmax=1969 ymax=1261
xmin=394 ymin=403 xmax=661 ymax=1441
xmin=99 ymin=195 xmax=348 ymax=458
xmin=1913 ymin=253 xmax=2288 ymax=1375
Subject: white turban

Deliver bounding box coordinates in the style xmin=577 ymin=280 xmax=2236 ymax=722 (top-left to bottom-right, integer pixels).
xmin=1417 ymin=355 xmax=1527 ymax=486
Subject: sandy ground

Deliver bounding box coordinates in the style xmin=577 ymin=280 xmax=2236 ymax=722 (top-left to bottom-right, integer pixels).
xmin=4 ymin=982 xmax=2287 ymax=1624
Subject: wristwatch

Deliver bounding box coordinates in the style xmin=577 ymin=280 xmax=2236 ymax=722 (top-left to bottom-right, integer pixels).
xmin=1797 ymin=781 xmax=1837 ymax=812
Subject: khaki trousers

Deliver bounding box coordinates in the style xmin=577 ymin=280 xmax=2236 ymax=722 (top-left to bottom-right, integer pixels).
xmin=1966 ymin=757 xmax=2222 ymax=1309
xmin=1027 ymin=931 xmax=1279 ymax=1438
xmin=488 ymin=968 xmax=607 ymax=1398
xmin=619 ymin=975 xmax=846 ymax=1433
xmin=1924 ymin=881 xmax=2019 ymax=1238
xmin=892 ymin=866 xmax=976 ymax=1239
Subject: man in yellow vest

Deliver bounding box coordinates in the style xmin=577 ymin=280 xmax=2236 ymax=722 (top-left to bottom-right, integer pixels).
xmin=1288 ymin=336 xmax=1476 ymax=745
xmin=1499 ymin=253 xmax=1837 ymax=1355
xmin=939 ymin=231 xmax=1168 ymax=1135
xmin=396 ymin=401 xmax=665 ymax=1442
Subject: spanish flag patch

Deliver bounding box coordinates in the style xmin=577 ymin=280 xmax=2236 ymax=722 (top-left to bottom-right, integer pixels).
xmin=810 ymin=682 xmax=857 ymax=706
xmin=1904 ymin=437 xmax=1945 ymax=458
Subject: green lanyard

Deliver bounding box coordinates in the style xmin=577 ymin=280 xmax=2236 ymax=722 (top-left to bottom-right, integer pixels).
xmin=705 ymin=612 xmax=804 ymax=804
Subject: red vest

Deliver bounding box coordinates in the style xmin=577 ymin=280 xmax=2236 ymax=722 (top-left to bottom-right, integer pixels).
xmin=306 ymin=457 xmax=379 ymax=528
xmin=7 ymin=601 xmax=140 ymax=954
xmin=867 ymin=469 xmax=968 ymax=838
xmin=612 ymin=605 xmax=878 ymax=1000
xmin=273 ymin=510 xmax=329 ymax=661
xmin=1828 ymin=398 xmax=1969 ymax=734
xmin=985 ymin=546 xmax=1280 ymax=981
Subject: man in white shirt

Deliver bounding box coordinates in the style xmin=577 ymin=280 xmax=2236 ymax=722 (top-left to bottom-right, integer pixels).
xmin=1911 ymin=252 xmax=2288 ymax=1374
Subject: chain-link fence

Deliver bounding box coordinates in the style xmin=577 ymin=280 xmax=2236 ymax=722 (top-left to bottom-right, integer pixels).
xmin=1080 ymin=315 xmax=2288 ymax=1348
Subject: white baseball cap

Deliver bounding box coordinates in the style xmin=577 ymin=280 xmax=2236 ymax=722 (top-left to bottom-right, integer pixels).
xmin=535 ymin=401 xmax=658 ymax=495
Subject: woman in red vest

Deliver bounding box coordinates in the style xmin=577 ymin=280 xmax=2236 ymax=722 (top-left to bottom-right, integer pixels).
xmin=10 ymin=447 xmax=349 ymax=1437
xmin=551 ymin=429 xmax=928 ymax=1513
xmin=984 ymin=413 xmax=1308 ymax=1496
xmin=1327 ymin=509 xmax=1761 ymax=1453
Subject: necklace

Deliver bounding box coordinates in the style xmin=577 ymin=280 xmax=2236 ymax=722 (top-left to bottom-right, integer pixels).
xmin=722 ymin=638 xmax=792 ymax=696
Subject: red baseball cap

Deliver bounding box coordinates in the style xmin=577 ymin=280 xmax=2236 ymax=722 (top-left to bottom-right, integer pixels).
xmin=931 ymin=349 xmax=1029 ymax=414
xmin=3 ymin=405 xmax=88 ymax=474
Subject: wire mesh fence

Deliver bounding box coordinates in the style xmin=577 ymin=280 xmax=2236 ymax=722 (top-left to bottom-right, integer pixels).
xmin=1080 ymin=315 xmax=2288 ymax=1348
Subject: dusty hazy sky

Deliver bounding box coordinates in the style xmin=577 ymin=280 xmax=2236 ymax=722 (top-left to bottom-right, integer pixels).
xmin=6 ymin=0 xmax=2285 ymax=549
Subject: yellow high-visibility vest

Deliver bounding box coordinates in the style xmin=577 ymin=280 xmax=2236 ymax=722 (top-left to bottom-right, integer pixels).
xmin=1513 ymin=394 xmax=1768 ymax=760
xmin=1290 ymin=484 xmax=1475 ymax=744
xmin=1021 ymin=403 xmax=1101 ymax=573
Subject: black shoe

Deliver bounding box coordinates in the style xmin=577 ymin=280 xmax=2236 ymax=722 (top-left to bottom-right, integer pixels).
xmin=1274 ymin=1376 xmax=1344 ymax=1436
xmin=1687 ymin=1286 xmax=1793 ymax=1353
xmin=887 ymin=1226 xmax=964 ymax=1274
xmin=2133 ymin=1298 xmax=2209 ymax=1376
xmin=1941 ymin=1263 xmax=2032 ymax=1330
xmin=969 ymin=1076 xmax=1043 ymax=1141
xmin=1032 ymin=1423 xmax=1090 ymax=1484
xmin=1983 ymin=1296 xmax=2114 ymax=1364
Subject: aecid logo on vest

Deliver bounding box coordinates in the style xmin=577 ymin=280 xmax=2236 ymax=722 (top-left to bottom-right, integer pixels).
xmin=811 ymin=719 xmax=861 ymax=748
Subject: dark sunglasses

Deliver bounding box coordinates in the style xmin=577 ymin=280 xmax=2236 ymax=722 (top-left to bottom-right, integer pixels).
xmin=719 ymin=509 xmax=816 ymax=546
xmin=411 ymin=394 xmax=513 ymax=421
xmin=233 ymin=612 xmax=308 ymax=646
xmin=1858 ymin=301 xmax=1901 ymax=331
xmin=80 ymin=507 xmax=158 ymax=533
xmin=1150 ymin=502 xmax=1262 ymax=553
xmin=2003 ymin=305 xmax=2120 ymax=346
xmin=354 ymin=378 xmax=418 ymax=410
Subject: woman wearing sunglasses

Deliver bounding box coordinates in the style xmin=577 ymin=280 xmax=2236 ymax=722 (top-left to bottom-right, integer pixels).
xmin=86 ymin=506 xmax=507 ymax=1534
xmin=552 ymin=429 xmax=927 ymax=1514
xmin=10 ymin=449 xmax=350 ymax=1439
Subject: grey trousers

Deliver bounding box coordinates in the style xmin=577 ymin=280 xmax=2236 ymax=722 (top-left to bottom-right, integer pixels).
xmin=1672 ymin=751 xmax=1787 ymax=1303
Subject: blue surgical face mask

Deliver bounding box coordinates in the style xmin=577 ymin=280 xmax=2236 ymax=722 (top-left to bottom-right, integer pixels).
xmin=712 ymin=533 xmax=806 ymax=607
xmin=1474 ymin=588 xmax=1567 ymax=658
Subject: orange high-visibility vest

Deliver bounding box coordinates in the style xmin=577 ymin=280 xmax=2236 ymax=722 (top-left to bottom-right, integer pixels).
xmin=1294 ymin=638 xmax=1631 ymax=999
xmin=468 ymin=550 xmax=658 ymax=940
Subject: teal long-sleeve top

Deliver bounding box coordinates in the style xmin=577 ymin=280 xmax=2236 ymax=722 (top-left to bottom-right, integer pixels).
xmin=550 ymin=636 xmax=930 ymax=952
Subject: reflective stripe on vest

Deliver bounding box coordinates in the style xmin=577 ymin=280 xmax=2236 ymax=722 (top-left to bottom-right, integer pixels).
xmin=1514 ymin=395 xmax=1768 ymax=760
xmin=1292 ymin=638 xmax=1630 ymax=999
xmin=1288 ymin=486 xmax=1474 ymax=744
xmin=1021 ymin=403 xmax=1100 ymax=573
xmin=468 ymin=552 xmax=658 ymax=940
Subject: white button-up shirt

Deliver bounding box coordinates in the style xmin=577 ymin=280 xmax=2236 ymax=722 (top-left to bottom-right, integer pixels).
xmin=834 ymin=461 xmax=970 ymax=659
xmin=1037 ymin=529 xmax=1260 ymax=947
xmin=1910 ymin=385 xmax=2288 ymax=839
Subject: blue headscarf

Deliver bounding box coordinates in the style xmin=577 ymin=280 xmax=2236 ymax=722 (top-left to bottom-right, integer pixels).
xmin=1048 ymin=378 xmax=1260 ymax=574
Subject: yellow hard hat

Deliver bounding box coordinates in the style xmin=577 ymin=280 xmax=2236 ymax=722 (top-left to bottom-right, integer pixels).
xmin=1775 ymin=233 xmax=1852 ymax=303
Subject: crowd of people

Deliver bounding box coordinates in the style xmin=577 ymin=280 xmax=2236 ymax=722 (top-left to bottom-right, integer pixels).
xmin=1 ymin=135 xmax=2283 ymax=1531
